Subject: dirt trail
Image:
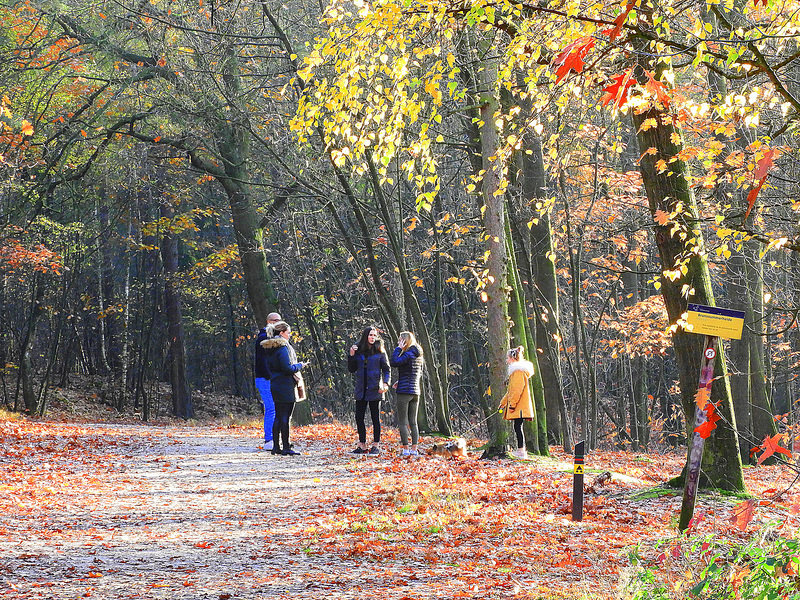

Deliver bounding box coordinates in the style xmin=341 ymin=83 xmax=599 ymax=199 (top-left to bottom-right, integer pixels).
xmin=1 ymin=423 xmax=371 ymax=600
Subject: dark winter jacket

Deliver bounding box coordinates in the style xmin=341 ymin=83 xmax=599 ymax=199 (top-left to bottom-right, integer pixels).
xmin=254 ymin=327 xmax=271 ymax=379
xmin=348 ymin=350 xmax=390 ymax=402
xmin=261 ymin=337 xmax=303 ymax=403
xmin=389 ymin=345 xmax=423 ymax=396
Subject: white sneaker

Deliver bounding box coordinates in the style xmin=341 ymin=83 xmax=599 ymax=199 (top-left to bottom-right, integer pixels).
xmin=400 ymin=449 xmax=411 ymax=457
xmin=513 ymin=448 xmax=527 ymax=459
xmin=263 ymin=441 xmax=274 ymax=451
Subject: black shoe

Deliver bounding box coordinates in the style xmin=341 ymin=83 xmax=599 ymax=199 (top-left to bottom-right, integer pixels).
xmin=282 ymin=449 xmax=300 ymax=456
xmin=352 ymin=447 xmax=367 ymax=454
xmin=368 ymin=446 xmax=380 ymax=455
xmin=271 ymin=447 xmax=282 ymax=455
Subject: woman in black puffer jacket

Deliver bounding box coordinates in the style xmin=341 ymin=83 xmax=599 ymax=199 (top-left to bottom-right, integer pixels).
xmin=348 ymin=326 xmax=390 ymax=455
xmin=390 ymin=331 xmax=424 ymax=457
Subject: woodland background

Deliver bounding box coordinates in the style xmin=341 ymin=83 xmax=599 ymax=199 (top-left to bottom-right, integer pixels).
xmin=1 ymin=0 xmax=799 ymax=470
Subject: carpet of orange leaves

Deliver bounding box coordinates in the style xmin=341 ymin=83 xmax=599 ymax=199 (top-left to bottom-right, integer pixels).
xmin=1 ymin=417 xmax=798 ymax=599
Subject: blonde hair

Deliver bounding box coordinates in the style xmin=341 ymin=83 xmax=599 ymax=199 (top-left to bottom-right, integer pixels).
xmin=266 ymin=321 xmax=290 ymax=338
xmin=507 ymin=345 xmax=524 ymax=361
xmin=398 ymin=331 xmax=422 ymax=355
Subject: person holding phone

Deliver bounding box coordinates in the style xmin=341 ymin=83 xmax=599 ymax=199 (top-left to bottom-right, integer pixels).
xmin=348 ymin=326 xmax=390 ymax=455
xmin=261 ymin=321 xmax=308 ymax=456
xmin=390 ymin=331 xmax=424 ymax=457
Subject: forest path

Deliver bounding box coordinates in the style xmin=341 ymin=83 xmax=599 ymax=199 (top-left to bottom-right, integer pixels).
xmin=1 ymin=422 xmax=388 ymax=600
xmin=9 ymin=420 xmax=789 ymax=600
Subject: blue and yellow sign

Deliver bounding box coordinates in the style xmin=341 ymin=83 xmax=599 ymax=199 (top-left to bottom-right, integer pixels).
xmin=686 ymin=304 xmax=745 ymax=340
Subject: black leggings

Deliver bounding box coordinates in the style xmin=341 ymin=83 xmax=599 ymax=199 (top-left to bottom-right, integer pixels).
xmin=355 ymin=400 xmax=381 ymax=443
xmin=513 ymin=418 xmax=525 ymax=449
xmin=272 ymin=402 xmax=295 ymax=450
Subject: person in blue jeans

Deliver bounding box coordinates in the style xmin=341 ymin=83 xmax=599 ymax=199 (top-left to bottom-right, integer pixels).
xmin=348 ymin=326 xmax=390 ymax=455
xmin=254 ymin=312 xmax=282 ymax=449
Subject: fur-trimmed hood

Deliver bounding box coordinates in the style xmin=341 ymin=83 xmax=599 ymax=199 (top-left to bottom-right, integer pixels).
xmin=260 ymin=337 xmax=288 ymax=350
xmin=507 ymin=360 xmax=534 ymax=378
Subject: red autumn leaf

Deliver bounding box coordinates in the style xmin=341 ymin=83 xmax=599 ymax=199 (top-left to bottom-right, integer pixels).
xmin=694 ymin=419 xmax=716 ymax=439
xmin=552 ymin=37 xmax=595 ymax=84
xmin=753 ymin=149 xmax=776 ymax=180
xmin=743 ymin=148 xmax=776 ymax=222
xmin=730 ymin=499 xmax=755 ymax=531
xmin=603 ymin=0 xmax=635 ymax=41
xmin=694 ymin=402 xmax=720 ymax=439
xmin=756 ymin=432 xmax=792 ymax=465
xmin=601 ymin=68 xmax=635 ymax=109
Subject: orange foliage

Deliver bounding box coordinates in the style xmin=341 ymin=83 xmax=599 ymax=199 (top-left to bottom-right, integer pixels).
xmin=0 ymin=238 xmax=63 ymax=274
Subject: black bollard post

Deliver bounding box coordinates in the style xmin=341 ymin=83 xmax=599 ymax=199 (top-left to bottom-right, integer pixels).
xmin=572 ymin=440 xmax=585 ymax=522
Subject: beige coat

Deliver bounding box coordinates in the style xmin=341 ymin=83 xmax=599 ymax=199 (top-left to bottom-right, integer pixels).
xmin=499 ymin=360 xmax=535 ymax=420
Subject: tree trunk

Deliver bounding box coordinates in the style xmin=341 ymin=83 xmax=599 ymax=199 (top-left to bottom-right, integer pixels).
xmin=19 ymin=275 xmax=46 ymax=415
xmin=160 ymin=201 xmax=193 ymax=420
xmin=523 ymin=135 xmax=571 ymax=451
xmin=631 ymin=59 xmax=745 ymax=491
xmin=704 ymin=23 xmax=776 ymax=461
xmin=621 ymin=254 xmax=648 ymax=450
xmin=727 ymin=251 xmax=754 ymax=460
xmin=478 ymin=44 xmax=511 ymax=458
xmin=506 ymin=220 xmax=548 ymax=455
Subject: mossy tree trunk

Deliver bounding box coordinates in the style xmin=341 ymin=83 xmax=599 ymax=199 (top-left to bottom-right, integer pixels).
xmin=631 ymin=55 xmax=745 ymax=491
xmin=506 ymin=220 xmax=548 ymax=455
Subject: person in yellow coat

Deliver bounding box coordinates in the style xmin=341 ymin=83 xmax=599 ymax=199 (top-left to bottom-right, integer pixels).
xmin=499 ymin=346 xmax=535 ymax=459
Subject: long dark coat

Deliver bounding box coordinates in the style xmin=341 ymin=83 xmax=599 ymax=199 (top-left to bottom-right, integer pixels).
xmin=262 ymin=337 xmax=303 ymax=403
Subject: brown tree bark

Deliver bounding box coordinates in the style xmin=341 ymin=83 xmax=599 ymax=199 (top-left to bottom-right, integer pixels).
xmin=631 ymin=57 xmax=744 ymax=490
xmin=160 ymin=201 xmax=193 ymax=420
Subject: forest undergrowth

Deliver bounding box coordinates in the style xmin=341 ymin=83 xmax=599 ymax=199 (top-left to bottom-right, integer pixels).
xmin=1 ymin=402 xmax=798 ymax=600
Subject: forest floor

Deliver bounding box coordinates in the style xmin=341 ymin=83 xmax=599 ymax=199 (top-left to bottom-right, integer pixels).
xmin=1 ymin=411 xmax=799 ymax=600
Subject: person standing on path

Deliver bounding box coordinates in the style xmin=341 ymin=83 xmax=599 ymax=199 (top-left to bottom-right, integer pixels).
xmin=389 ymin=331 xmax=424 ymax=457
xmin=262 ymin=321 xmax=308 ymax=456
xmin=255 ymin=312 xmax=282 ymax=450
xmin=348 ymin=326 xmax=390 ymax=455
xmin=499 ymin=345 xmax=535 ymax=459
